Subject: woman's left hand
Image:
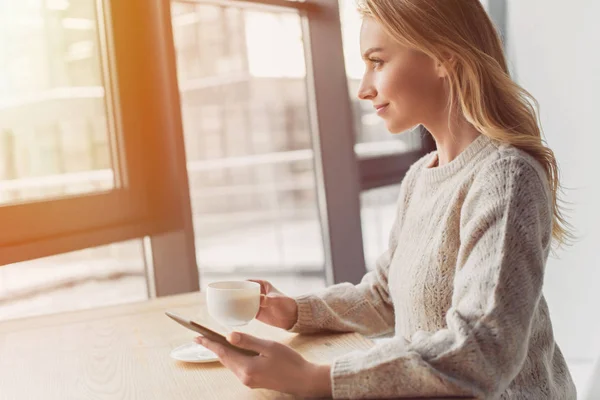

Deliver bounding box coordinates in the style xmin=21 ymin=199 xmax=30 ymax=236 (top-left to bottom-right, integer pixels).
xmin=195 ymin=332 xmax=331 ymax=398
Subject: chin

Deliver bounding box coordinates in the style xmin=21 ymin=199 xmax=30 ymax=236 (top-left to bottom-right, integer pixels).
xmin=385 ymin=120 xmax=412 ymax=134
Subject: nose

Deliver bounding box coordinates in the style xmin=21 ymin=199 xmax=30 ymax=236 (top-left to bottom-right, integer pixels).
xmin=357 ymin=75 xmax=376 ymax=100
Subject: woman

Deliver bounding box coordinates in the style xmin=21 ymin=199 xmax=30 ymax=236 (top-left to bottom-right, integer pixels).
xmin=196 ymin=0 xmax=577 ymax=398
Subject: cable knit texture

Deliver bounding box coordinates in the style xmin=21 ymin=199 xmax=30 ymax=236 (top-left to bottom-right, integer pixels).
xmin=290 ymin=134 xmax=577 ymax=399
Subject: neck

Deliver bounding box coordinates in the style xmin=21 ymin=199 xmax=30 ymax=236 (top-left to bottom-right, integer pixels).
xmin=423 ymin=114 xmax=481 ymax=166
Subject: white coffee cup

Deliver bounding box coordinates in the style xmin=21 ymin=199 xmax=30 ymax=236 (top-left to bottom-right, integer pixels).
xmin=206 ymin=281 xmax=261 ymax=327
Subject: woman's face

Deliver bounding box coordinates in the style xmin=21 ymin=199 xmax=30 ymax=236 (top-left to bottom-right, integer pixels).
xmin=358 ymin=17 xmax=447 ymax=133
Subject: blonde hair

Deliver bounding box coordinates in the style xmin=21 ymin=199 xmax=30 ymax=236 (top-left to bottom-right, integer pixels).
xmin=358 ymin=0 xmax=573 ymax=248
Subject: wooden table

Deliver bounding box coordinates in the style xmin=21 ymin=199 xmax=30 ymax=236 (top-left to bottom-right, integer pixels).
xmin=0 ymin=292 xmax=474 ymax=399
xmin=0 ymin=292 xmax=376 ymax=399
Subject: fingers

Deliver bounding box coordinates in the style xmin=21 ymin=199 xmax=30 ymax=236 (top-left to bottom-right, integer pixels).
xmin=247 ymin=279 xmax=285 ymax=297
xmin=227 ymin=332 xmax=275 ymax=355
xmin=195 ymin=336 xmax=251 ymax=369
xmin=197 ymin=335 xmax=274 ymax=390
xmin=255 ymin=293 xmax=274 ymax=322
xmin=259 ymin=293 xmax=269 ymax=308
xmin=247 ymin=279 xmax=269 ymax=296
xmin=255 ymin=295 xmax=267 ymax=320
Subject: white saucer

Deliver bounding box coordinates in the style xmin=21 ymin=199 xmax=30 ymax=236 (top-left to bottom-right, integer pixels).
xmin=170 ymin=342 xmax=220 ymax=363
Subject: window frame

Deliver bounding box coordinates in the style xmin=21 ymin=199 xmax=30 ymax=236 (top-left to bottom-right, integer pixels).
xmin=0 ymin=0 xmax=199 ymax=295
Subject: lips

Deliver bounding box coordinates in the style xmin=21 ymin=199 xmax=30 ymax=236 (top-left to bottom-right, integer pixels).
xmin=374 ymin=103 xmax=389 ymax=115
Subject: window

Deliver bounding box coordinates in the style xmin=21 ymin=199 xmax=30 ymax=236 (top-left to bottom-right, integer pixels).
xmin=0 ymin=1 xmax=115 ymax=205
xmin=0 ymin=239 xmax=148 ymax=321
xmin=1 ymin=0 xmax=431 ymax=322
xmin=172 ymin=1 xmax=327 ymax=295
xmin=0 ymin=0 xmax=190 ymax=268
xmin=0 ymin=0 xmax=199 ymax=315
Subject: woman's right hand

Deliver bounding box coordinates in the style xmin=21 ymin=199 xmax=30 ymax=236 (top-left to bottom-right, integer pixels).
xmin=249 ymin=280 xmax=298 ymax=330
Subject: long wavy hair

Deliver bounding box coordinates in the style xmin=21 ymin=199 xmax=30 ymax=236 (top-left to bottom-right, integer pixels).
xmin=358 ymin=0 xmax=573 ymax=248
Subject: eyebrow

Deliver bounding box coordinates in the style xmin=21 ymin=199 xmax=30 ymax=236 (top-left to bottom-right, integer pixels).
xmin=362 ymin=47 xmax=384 ymax=60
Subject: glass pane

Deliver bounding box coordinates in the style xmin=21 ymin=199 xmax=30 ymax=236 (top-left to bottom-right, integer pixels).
xmin=172 ymin=2 xmax=326 ymax=297
xmin=338 ymin=0 xmax=423 ymax=157
xmin=360 ymin=184 xmax=401 ymax=271
xmin=0 ymin=239 xmax=148 ymax=321
xmin=0 ymin=1 xmax=115 ymax=206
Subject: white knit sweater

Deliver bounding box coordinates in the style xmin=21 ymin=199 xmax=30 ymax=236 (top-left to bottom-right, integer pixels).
xmin=291 ymin=134 xmax=577 ymax=399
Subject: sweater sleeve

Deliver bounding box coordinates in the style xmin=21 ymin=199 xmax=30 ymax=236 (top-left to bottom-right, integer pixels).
xmin=330 ymin=157 xmax=553 ymax=399
xmin=289 ymin=174 xmax=415 ymax=337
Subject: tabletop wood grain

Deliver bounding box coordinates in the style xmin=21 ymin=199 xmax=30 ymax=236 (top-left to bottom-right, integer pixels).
xmin=0 ymin=292 xmax=474 ymax=399
xmin=0 ymin=292 xmax=377 ymax=399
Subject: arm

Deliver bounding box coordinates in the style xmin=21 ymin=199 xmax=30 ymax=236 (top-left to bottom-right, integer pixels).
xmin=291 ymin=246 xmax=397 ymax=337
xmin=330 ymin=157 xmax=553 ymax=399
xmin=290 ymin=176 xmax=414 ymax=337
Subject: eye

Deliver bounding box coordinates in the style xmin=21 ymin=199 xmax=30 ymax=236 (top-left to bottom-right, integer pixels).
xmin=368 ymin=58 xmax=384 ymax=69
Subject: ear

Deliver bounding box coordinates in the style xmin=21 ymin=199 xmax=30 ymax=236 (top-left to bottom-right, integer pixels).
xmin=435 ymin=54 xmax=455 ymax=79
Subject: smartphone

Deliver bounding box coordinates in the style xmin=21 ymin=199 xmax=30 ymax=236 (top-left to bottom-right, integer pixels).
xmin=165 ymin=311 xmax=259 ymax=357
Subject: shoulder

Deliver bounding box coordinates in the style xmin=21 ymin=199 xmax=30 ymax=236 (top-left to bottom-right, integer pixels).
xmin=470 ymin=142 xmax=551 ymax=203
xmin=461 ymin=141 xmax=553 ymax=244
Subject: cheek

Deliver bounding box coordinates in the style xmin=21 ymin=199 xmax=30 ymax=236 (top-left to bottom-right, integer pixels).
xmin=379 ymin=63 xmax=440 ymax=112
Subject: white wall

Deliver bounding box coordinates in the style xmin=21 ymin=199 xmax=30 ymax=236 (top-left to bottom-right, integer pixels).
xmin=505 ymin=0 xmax=600 ymax=364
